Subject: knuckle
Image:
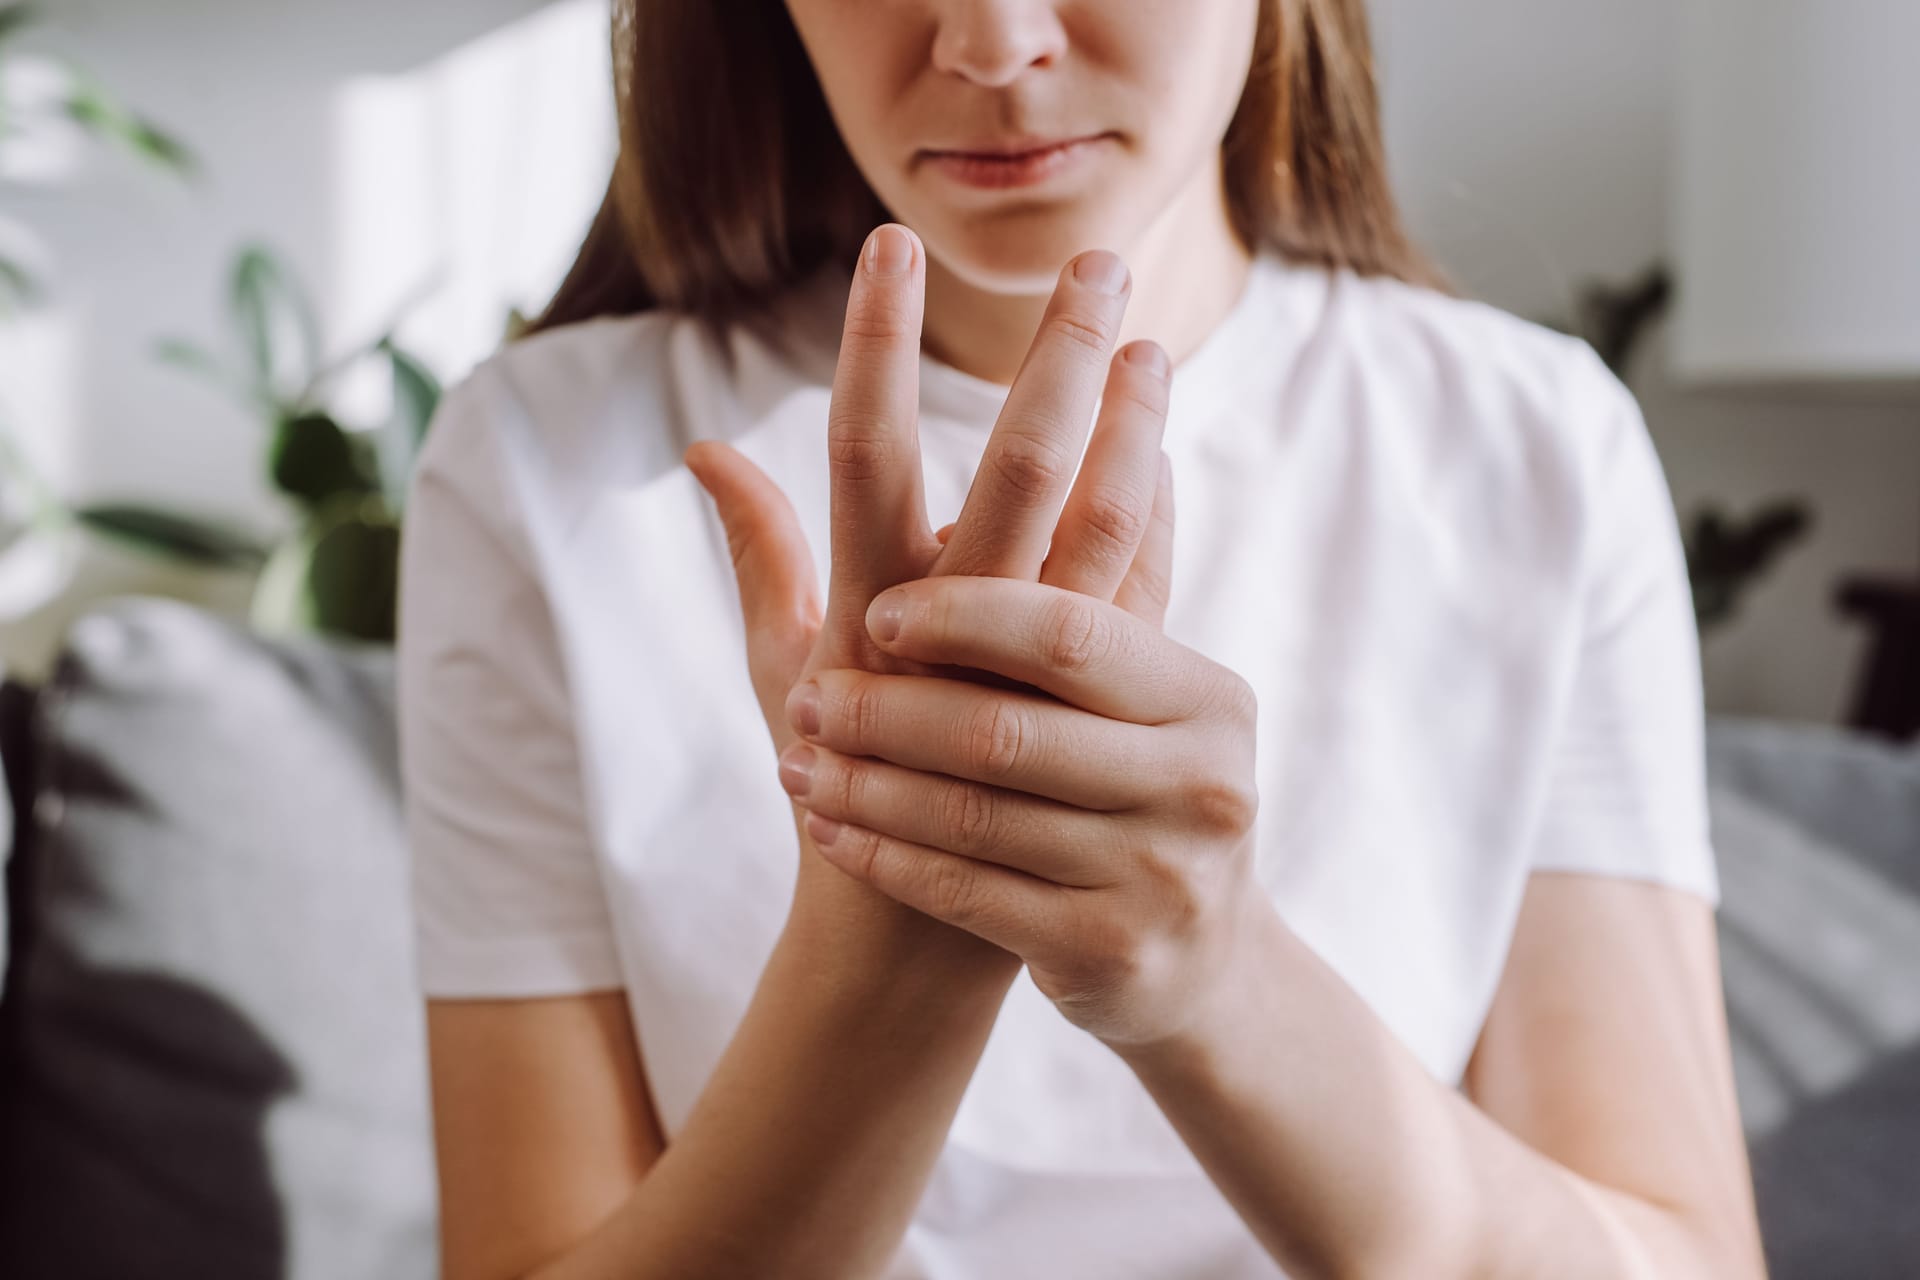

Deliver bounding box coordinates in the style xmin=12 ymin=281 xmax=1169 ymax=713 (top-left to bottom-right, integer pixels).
xmin=1074 ymin=486 xmax=1150 ymax=556
xmin=962 ymin=699 xmax=1027 ymax=779
xmin=986 ymin=433 xmax=1071 ymax=504
xmin=1221 ymin=671 xmax=1259 ymax=728
xmin=942 ymin=778 xmax=998 ymax=851
xmin=1134 ymin=846 xmax=1205 ymax=938
xmin=1044 ymin=598 xmax=1107 ymax=673
xmin=826 ymin=416 xmax=899 ymax=482
xmin=839 ymin=823 xmax=884 ymax=881
xmin=926 ymin=857 xmax=987 ymax=926
xmin=1046 ymin=307 xmax=1113 ymax=357
xmin=1183 ymin=774 xmax=1260 ymax=838
xmin=831 ymin=754 xmax=870 ymax=818
xmin=837 ymin=678 xmax=886 ymax=748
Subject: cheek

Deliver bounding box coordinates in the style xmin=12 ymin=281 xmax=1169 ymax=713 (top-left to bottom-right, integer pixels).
xmin=1088 ymin=0 xmax=1259 ymax=138
xmin=784 ymin=2 xmax=916 ymax=161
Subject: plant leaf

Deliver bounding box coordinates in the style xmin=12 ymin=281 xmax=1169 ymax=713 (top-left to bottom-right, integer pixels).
xmin=373 ymin=338 xmax=441 ymax=509
xmin=384 ymin=341 xmax=442 ymax=448
xmin=152 ymin=336 xmax=229 ymax=383
xmin=0 ymin=4 xmax=40 ymax=47
xmin=59 ymin=76 xmax=195 ymax=176
xmin=74 ymin=503 xmax=270 ymax=570
xmin=231 ymin=245 xmax=322 ymax=406
xmin=303 ymin=504 xmax=401 ymax=642
xmin=154 ymin=335 xmax=287 ymax=417
xmin=0 ymin=253 xmax=39 ymax=311
xmin=250 ymin=496 xmax=399 ymax=643
xmin=269 ymin=411 xmax=380 ymax=508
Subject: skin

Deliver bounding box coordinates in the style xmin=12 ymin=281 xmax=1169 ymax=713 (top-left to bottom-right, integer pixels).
xmin=427 ymin=3 xmax=1768 ymax=1278
xmin=785 ymin=0 xmax=1261 ymax=383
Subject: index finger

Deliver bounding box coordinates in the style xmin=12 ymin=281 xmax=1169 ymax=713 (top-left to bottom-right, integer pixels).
xmin=863 ymin=576 xmax=1234 ymax=725
xmin=825 ymin=224 xmax=938 ymax=611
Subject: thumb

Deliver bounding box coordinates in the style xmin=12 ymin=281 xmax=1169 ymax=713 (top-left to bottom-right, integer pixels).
xmin=685 ymin=442 xmax=822 ymax=719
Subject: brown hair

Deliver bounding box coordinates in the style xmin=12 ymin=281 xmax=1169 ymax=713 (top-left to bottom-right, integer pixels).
xmin=530 ymin=0 xmax=1440 ymax=339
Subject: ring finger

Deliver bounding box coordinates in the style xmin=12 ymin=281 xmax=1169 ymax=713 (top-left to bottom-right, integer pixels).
xmin=779 ymin=743 xmax=1123 ymax=888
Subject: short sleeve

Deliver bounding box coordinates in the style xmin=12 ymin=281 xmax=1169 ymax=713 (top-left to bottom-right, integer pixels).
xmin=1527 ymin=352 xmax=1721 ymax=907
xmin=397 ymin=364 xmax=626 ymax=998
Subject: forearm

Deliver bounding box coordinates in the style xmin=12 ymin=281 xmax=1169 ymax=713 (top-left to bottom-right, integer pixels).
xmin=1113 ymin=904 xmax=1750 ymax=1280
xmin=533 ymin=883 xmax=1021 ymax=1280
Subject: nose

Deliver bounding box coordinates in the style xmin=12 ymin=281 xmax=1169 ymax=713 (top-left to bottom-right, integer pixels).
xmin=928 ymin=0 xmax=1067 ymax=87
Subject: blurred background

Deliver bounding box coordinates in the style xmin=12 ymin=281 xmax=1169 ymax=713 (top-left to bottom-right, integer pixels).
xmin=0 ymin=2 xmax=1915 ymax=1277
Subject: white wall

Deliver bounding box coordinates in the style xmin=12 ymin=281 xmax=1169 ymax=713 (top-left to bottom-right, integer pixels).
xmin=1 ymin=0 xmax=608 ymax=524
xmin=1372 ymin=0 xmax=1920 ymax=724
xmin=8 ymin=0 xmax=1915 ymax=721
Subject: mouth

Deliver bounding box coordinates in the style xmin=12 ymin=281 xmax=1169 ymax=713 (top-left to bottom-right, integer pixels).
xmin=918 ymin=132 xmax=1116 ymax=191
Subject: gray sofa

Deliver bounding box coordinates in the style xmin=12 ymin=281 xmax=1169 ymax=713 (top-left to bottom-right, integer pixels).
xmin=1 ymin=597 xmax=1916 ymax=1279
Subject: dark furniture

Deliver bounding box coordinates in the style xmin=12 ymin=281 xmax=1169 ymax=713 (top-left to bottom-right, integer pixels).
xmin=1838 ymin=574 xmax=1920 ymax=742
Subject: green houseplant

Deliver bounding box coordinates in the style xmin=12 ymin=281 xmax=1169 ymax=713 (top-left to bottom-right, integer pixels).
xmin=0 ymin=2 xmax=193 ymax=311
xmin=3 ymin=3 xmax=438 ymax=644
xmin=1550 ymin=263 xmax=1812 ymax=634
xmin=152 ymin=245 xmax=443 ymax=643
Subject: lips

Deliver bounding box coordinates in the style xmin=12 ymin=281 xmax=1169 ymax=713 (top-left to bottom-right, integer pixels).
xmin=926 ymin=133 xmax=1104 ymax=159
xmin=919 ymin=133 xmax=1114 ymax=190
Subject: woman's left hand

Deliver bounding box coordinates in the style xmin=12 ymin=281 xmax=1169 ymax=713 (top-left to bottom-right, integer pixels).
xmin=776 ymin=573 xmax=1267 ymax=1049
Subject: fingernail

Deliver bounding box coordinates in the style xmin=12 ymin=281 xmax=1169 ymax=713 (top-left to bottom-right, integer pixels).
xmin=1074 ymin=250 xmax=1129 ymax=295
xmin=806 ymin=811 xmax=843 ymax=848
xmin=866 ymin=225 xmax=913 ymax=277
xmin=778 ymin=743 xmax=816 ymax=797
xmin=1124 ymin=341 xmax=1170 ymax=378
xmin=787 ymin=682 xmax=822 ymax=738
xmin=867 ymin=590 xmax=908 ymax=644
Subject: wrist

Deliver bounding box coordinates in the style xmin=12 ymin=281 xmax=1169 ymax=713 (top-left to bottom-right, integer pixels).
xmin=1105 ymin=886 xmax=1288 ymax=1080
xmin=787 ymin=867 xmax=1025 ymax=991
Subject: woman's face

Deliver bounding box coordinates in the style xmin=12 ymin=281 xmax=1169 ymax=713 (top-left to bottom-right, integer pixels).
xmin=783 ymin=0 xmax=1262 ymax=293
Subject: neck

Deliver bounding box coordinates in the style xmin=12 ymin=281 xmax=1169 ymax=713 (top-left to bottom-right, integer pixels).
xmin=918 ymin=158 xmax=1255 ymax=387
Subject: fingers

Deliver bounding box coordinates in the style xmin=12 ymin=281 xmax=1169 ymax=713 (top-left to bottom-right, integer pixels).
xmin=777 ymin=741 xmax=1122 ymax=887
xmin=826 ymin=223 xmax=937 ymax=614
xmin=1041 ymin=340 xmax=1170 ymax=601
xmin=785 ymin=668 xmax=1172 ymax=810
xmin=799 ymin=807 xmax=1069 ymax=963
xmin=937 ymin=250 xmax=1133 ymax=579
xmin=685 ymin=441 xmax=822 ymax=720
xmin=1112 ymin=450 xmax=1176 ymax=628
xmin=863 ymin=576 xmax=1238 ymax=725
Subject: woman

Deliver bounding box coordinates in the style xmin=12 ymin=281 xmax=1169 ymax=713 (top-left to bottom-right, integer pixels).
xmin=399 ymin=1 xmax=1767 ymax=1276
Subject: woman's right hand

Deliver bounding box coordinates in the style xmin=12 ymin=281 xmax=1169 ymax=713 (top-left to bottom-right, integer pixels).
xmin=686 ymin=223 xmax=1175 ymax=958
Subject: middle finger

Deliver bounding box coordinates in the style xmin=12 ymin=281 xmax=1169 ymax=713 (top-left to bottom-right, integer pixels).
xmin=786 ymin=667 xmax=1173 ymax=811
xmin=936 ymin=250 xmax=1133 ymax=580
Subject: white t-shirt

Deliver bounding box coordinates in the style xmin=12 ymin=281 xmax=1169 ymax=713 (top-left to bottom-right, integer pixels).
xmin=397 ymin=248 xmax=1719 ymax=1280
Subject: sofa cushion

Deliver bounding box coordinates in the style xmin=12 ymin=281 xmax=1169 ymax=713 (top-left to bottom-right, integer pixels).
xmin=1708 ymin=716 xmax=1920 ymax=1279
xmin=0 ymin=598 xmax=435 ymax=1279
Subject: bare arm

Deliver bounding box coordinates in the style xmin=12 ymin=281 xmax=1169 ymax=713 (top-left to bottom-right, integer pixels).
xmin=430 ymin=920 xmax=1019 ymax=1280
xmin=1113 ymin=875 xmax=1766 ymax=1279
xmin=426 ymin=226 xmax=1176 ymax=1279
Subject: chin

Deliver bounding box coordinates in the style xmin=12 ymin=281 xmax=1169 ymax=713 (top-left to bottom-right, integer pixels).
xmin=913 ymin=201 xmax=1141 ymax=297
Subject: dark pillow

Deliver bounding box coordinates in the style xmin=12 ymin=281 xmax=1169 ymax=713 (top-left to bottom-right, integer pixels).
xmin=1 ymin=678 xmax=15 ymax=994
xmin=0 ymin=598 xmax=435 ymax=1279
